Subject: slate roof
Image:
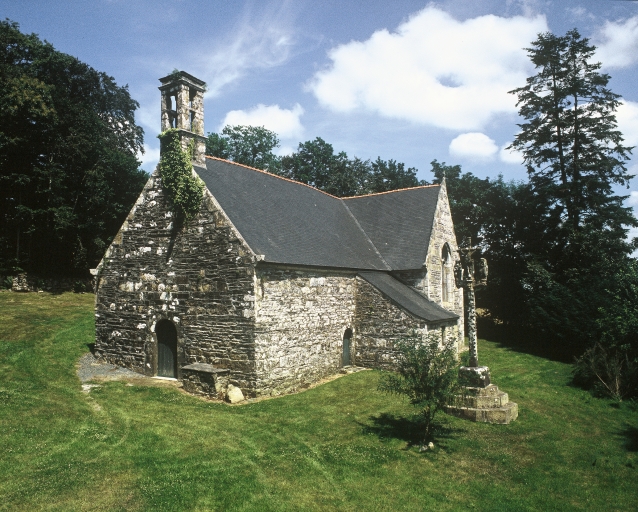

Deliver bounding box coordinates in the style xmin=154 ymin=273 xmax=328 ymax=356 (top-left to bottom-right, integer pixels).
xmin=198 ymin=157 xmax=441 ymax=271
xmin=196 ymin=157 xmax=456 ymax=322
xmin=198 ymin=158 xmax=389 ymax=270
xmin=358 ymin=271 xmax=459 ymax=322
xmin=343 ymin=187 xmax=440 ymax=269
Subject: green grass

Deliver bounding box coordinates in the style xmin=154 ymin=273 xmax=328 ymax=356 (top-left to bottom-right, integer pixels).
xmin=0 ymin=291 xmax=636 ymax=511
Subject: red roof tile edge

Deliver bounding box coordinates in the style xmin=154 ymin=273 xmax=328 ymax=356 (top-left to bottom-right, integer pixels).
xmin=204 ymin=155 xmax=440 ymax=200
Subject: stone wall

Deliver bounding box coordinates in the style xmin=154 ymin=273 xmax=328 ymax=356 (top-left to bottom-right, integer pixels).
xmin=386 ymin=186 xmax=464 ymax=352
xmin=424 ymin=184 xmax=464 ymax=348
xmin=94 ymin=171 xmax=258 ymax=393
xmin=354 ymin=277 xmax=425 ymax=369
xmin=7 ymin=273 xmax=93 ymax=293
xmin=253 ymin=266 xmax=357 ymax=395
xmin=354 ymin=277 xmax=459 ymax=369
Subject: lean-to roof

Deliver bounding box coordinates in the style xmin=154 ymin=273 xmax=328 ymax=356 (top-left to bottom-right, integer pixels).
xmin=358 ymin=271 xmax=458 ymax=322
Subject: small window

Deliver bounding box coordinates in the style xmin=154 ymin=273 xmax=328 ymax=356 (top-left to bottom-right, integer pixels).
xmin=168 ymin=94 xmax=177 ymax=128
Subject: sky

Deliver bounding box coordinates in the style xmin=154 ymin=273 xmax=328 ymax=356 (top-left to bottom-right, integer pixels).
xmin=4 ymin=0 xmax=638 ymax=218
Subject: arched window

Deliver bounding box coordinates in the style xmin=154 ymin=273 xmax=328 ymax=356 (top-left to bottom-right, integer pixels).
xmin=441 ymin=244 xmax=453 ymax=303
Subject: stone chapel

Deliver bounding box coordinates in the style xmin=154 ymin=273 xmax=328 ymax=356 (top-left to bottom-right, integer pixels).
xmin=92 ymin=71 xmax=464 ymax=399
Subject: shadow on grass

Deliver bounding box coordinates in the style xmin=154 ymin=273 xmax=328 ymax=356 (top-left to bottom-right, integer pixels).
xmin=359 ymin=412 xmax=464 ymax=448
xmin=478 ymin=318 xmax=575 ymax=364
xmin=618 ymin=424 xmax=638 ymax=452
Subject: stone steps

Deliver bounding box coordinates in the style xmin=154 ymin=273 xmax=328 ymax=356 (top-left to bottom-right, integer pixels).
xmin=445 ymin=401 xmax=518 ymax=424
xmin=454 ymin=384 xmax=509 ymax=408
xmin=445 ymin=380 xmax=518 ymax=424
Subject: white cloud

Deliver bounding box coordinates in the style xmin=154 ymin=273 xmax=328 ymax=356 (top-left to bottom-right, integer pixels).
xmin=565 ymin=7 xmax=595 ymax=22
xmin=138 ymin=144 xmax=160 ymax=172
xmin=309 ymin=6 xmax=547 ymax=130
xmin=628 ymin=191 xmax=638 ymax=208
xmin=499 ymin=143 xmax=524 ymax=165
xmin=449 ymin=133 xmax=498 ymax=160
xmin=616 ymin=100 xmax=638 ymax=148
xmin=594 ymin=16 xmax=638 ymax=69
xmin=220 ymin=104 xmax=304 ymax=139
xmin=200 ymin=6 xmax=296 ymax=97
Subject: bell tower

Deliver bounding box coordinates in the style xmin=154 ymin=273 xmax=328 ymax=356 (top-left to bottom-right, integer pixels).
xmin=158 ymin=71 xmax=207 ymax=167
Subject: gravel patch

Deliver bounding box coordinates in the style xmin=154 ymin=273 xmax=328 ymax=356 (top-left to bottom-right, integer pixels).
xmin=77 ymin=351 xmax=145 ymax=383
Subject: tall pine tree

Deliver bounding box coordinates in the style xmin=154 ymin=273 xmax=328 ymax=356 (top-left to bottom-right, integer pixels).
xmin=507 ymin=29 xmax=638 ymax=360
xmin=508 ymin=29 xmax=636 ymax=267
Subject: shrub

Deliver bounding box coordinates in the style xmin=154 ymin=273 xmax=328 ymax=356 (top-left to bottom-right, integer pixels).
xmin=573 ymin=259 xmax=638 ymax=400
xmin=378 ymin=332 xmax=460 ymax=442
xmin=574 ymin=343 xmax=638 ymax=401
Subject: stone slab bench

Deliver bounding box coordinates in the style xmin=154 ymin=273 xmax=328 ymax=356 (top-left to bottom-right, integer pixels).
xmin=181 ymin=363 xmax=230 ymax=399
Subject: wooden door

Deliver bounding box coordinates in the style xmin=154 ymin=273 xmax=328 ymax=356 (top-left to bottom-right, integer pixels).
xmin=156 ymin=320 xmax=177 ymax=378
xmin=342 ymin=328 xmax=353 ymax=366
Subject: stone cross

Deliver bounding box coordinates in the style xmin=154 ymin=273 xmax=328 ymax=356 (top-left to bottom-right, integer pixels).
xmin=454 ymin=237 xmax=488 ymax=367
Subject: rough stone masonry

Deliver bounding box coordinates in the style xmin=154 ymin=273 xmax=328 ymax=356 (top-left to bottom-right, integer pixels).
xmin=92 ymin=71 xmax=465 ymax=399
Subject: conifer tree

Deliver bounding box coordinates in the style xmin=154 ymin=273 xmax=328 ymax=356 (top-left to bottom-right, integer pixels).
xmin=508 ymin=29 xmax=636 ymax=264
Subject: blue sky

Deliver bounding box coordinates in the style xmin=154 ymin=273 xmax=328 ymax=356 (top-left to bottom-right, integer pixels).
xmin=4 ymin=0 xmax=638 ymax=208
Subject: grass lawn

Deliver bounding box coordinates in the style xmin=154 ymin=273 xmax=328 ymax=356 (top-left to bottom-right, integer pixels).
xmin=0 ymin=291 xmax=636 ymax=511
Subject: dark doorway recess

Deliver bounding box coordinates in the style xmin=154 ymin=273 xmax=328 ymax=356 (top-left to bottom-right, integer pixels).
xmin=343 ymin=328 xmax=353 ymax=366
xmin=156 ymin=320 xmax=178 ymax=378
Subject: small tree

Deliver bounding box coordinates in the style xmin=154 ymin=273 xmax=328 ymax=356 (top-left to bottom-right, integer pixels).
xmin=378 ymin=333 xmax=460 ymax=442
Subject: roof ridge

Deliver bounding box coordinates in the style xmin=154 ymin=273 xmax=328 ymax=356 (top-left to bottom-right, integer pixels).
xmin=204 ymin=155 xmax=340 ymax=199
xmin=341 ymin=184 xmax=440 ymax=200
xmin=204 ymin=157 xmax=440 ymax=200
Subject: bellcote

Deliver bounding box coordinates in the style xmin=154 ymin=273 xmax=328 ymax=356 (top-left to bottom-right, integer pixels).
xmin=158 ymin=71 xmax=207 ymax=167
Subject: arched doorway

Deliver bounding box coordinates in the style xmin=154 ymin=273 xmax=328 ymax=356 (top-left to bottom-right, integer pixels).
xmin=342 ymin=328 xmax=353 ymax=366
xmin=156 ymin=320 xmax=178 ymax=378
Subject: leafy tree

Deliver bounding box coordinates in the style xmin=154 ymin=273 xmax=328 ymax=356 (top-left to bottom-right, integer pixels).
xmin=206 ymin=125 xmax=281 ymax=172
xmin=280 ymin=137 xmax=337 ymax=188
xmin=204 ymin=132 xmax=230 ymax=160
xmin=378 ymin=333 xmax=460 ymax=441
xmin=572 ymin=258 xmax=638 ymax=400
xmin=499 ymin=29 xmax=638 ymax=368
xmin=429 ymin=161 xmax=542 ymax=327
xmin=280 ymin=138 xmax=423 ymax=197
xmin=369 ymin=157 xmax=421 ymax=193
xmin=0 ymin=20 xmax=146 ymax=276
xmin=207 ymin=127 xmax=424 ymax=197
xmin=280 ymin=137 xmax=372 ymax=196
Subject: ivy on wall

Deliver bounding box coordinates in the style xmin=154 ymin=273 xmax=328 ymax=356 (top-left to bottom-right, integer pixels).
xmin=157 ymin=129 xmax=204 ymax=219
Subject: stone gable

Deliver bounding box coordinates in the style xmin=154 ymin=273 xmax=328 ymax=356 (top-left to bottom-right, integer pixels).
xmin=94 ymin=170 xmax=258 ymax=392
